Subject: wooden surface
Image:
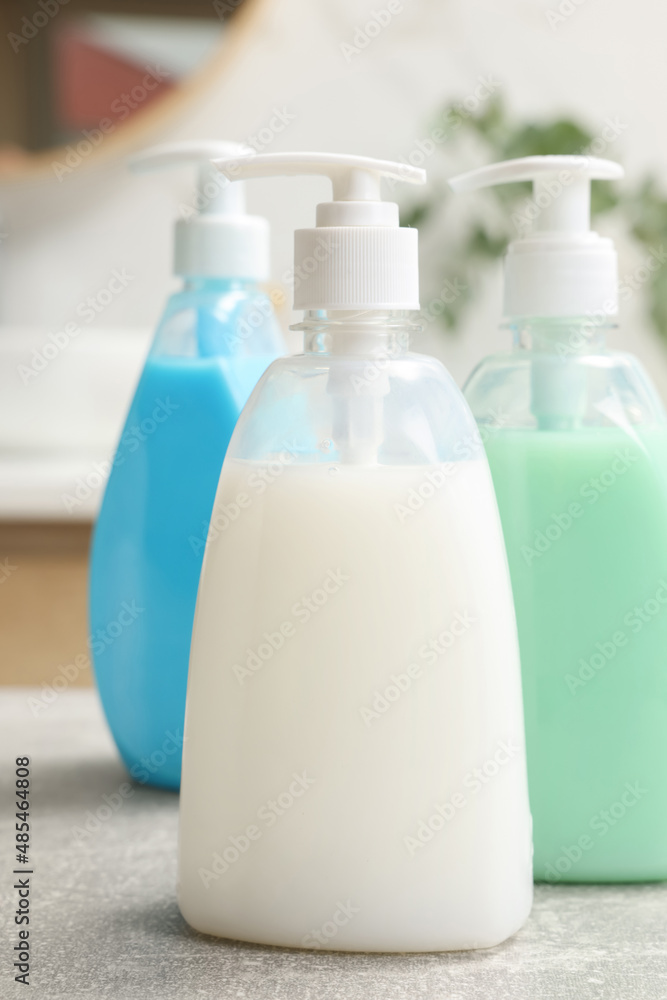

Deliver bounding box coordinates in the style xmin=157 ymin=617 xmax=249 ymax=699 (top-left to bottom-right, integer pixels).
xmin=0 ymin=521 xmax=93 ymax=686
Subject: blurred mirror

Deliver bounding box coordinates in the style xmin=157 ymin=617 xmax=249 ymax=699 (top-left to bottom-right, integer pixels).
xmin=0 ymin=0 xmax=245 ymax=164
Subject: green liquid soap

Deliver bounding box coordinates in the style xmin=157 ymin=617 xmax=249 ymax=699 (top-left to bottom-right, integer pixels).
xmin=485 ymin=426 xmax=667 ymax=882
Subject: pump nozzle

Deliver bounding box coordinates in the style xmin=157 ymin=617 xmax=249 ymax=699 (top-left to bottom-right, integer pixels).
xmin=213 ymin=152 xmax=426 ymax=310
xmin=128 ymin=141 xmax=269 ymax=280
xmin=449 ymin=155 xmax=624 ymax=318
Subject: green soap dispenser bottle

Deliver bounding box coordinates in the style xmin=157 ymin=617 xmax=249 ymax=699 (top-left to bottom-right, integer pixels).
xmin=455 ymin=155 xmax=667 ymax=882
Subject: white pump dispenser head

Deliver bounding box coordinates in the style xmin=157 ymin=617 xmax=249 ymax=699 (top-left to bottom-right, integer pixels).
xmin=213 ymin=152 xmax=426 ymax=310
xmin=129 ymin=141 xmax=269 ymax=281
xmin=449 ymin=156 xmax=624 ymax=318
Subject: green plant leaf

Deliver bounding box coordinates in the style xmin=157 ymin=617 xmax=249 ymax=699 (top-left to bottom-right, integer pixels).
xmin=408 ymin=97 xmax=663 ymax=337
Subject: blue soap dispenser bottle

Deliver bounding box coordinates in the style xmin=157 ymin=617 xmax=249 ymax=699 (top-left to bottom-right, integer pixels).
xmin=89 ymin=141 xmax=284 ymax=789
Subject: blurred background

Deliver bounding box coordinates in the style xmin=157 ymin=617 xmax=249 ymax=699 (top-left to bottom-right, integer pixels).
xmin=1 ymin=0 xmax=666 ymax=690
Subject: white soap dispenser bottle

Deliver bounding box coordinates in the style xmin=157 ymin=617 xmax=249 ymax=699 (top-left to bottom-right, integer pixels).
xmin=178 ymin=152 xmax=533 ymax=952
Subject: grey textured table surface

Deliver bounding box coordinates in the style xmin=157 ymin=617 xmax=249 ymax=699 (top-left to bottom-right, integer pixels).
xmin=1 ymin=689 xmax=666 ymax=1000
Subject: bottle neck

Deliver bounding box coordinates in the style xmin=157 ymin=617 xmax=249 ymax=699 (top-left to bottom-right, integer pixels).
xmin=181 ymin=276 xmax=256 ymax=295
xmin=292 ymin=310 xmax=416 ymax=357
xmin=508 ymin=316 xmax=615 ymax=355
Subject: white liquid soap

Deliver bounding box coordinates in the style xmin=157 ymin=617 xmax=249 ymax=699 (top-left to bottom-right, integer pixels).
xmin=178 ymin=152 xmax=533 ymax=951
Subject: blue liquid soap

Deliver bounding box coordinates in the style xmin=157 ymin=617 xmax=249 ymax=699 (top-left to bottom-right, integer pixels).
xmin=89 ymin=278 xmax=283 ymax=788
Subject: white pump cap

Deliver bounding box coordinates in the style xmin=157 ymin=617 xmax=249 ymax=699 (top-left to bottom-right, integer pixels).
xmin=129 ymin=141 xmax=269 ymax=281
xmin=213 ymin=152 xmax=426 ymax=310
xmin=449 ymin=156 xmax=624 ymax=318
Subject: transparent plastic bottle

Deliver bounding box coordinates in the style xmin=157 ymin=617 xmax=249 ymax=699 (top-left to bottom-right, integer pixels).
xmin=465 ymin=316 xmax=667 ymax=882
xmin=90 ymin=144 xmax=283 ymax=790
xmin=454 ymin=155 xmax=667 ymax=882
xmin=179 ymin=153 xmax=533 ymax=952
